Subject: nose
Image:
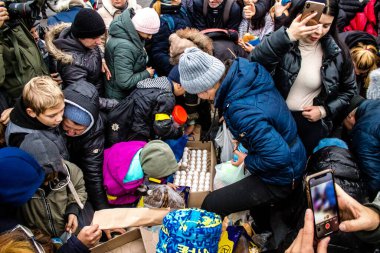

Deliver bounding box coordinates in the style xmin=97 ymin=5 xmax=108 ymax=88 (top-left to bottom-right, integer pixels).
xmin=95 ymin=37 xmax=102 ymax=45
xmin=147 ymin=35 xmax=152 ymax=40
xmin=314 ymin=24 xmax=323 ymax=34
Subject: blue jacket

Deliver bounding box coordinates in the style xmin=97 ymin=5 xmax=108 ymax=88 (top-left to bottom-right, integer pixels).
xmin=214 ymin=58 xmax=306 ymax=185
xmin=150 ymin=7 xmax=192 ymax=76
xmin=47 ymin=7 xmax=83 ymax=26
xmin=351 ymin=100 xmax=380 ymax=197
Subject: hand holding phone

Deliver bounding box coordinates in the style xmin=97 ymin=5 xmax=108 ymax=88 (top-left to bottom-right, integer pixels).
xmin=301 ymin=1 xmax=325 ymax=26
xmin=286 ymin=209 xmax=330 ymax=253
xmin=306 ymin=169 xmax=340 ymax=239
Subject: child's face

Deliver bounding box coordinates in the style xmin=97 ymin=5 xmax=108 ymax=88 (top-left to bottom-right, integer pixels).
xmin=28 ymin=101 xmax=65 ymax=128
xmin=173 ymin=82 xmax=185 ymax=96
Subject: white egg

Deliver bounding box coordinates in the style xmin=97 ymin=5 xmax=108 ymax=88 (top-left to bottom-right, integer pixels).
xmin=205 ymin=172 xmax=211 ymax=177
xmin=182 ymin=162 xmax=188 ymax=167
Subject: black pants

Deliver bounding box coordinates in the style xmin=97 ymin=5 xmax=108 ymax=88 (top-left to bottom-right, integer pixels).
xmin=201 ymin=174 xmax=293 ymax=218
xmin=291 ymin=111 xmax=328 ymax=156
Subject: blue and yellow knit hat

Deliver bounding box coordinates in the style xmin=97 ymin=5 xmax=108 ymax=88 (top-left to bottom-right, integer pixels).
xmin=157 ymin=208 xmax=222 ymax=253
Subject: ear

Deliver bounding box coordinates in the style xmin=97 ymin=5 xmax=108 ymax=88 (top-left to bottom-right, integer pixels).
xmin=26 ymin=108 xmax=37 ymax=118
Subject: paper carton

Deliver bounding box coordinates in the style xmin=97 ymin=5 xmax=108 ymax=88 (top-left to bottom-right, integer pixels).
xmin=186 ymin=141 xmax=216 ymax=207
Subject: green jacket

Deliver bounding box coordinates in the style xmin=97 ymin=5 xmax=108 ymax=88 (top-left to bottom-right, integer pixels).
xmin=0 ymin=21 xmax=48 ymax=102
xmin=355 ymin=193 xmax=380 ymax=244
xmin=105 ymin=9 xmax=150 ymax=101
xmin=21 ymin=160 xmax=87 ymax=237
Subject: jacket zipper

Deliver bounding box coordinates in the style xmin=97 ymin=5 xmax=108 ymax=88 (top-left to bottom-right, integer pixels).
xmin=39 ymin=189 xmax=58 ymax=237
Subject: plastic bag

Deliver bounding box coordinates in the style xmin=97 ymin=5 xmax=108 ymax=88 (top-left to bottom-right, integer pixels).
xmin=214 ymin=161 xmax=250 ymax=190
xmin=140 ymin=185 xmax=188 ymax=209
xmin=214 ymin=121 xmax=234 ymax=162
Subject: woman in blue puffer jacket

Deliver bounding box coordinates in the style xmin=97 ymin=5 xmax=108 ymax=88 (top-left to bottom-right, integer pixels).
xmin=178 ymin=47 xmax=307 ymax=217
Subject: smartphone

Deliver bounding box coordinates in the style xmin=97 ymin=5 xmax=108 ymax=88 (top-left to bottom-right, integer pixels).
xmin=305 ymin=169 xmax=340 ymax=239
xmin=301 ymin=1 xmax=325 ymax=26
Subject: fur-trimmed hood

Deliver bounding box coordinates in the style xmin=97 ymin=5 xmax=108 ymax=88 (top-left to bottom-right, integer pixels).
xmin=45 ymin=23 xmax=85 ymax=65
xmin=169 ymin=28 xmax=213 ymax=65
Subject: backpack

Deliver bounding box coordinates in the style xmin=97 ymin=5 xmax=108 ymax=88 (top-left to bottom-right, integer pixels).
xmin=160 ymin=7 xmax=189 ymax=33
xmin=106 ymin=93 xmax=136 ymax=147
xmin=103 ymin=141 xmax=147 ymax=205
xmin=202 ymin=0 xmax=235 ymax=26
xmin=0 ymin=21 xmax=48 ymax=101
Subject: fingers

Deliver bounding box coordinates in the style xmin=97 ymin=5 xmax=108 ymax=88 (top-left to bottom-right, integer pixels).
xmin=301 ymin=209 xmax=315 ymax=249
xmin=300 ymin=11 xmax=318 ymax=25
xmin=317 ymin=237 xmax=330 ymax=253
xmin=87 ymin=224 xmax=100 ymax=233
xmin=104 ymin=229 xmax=112 ymax=240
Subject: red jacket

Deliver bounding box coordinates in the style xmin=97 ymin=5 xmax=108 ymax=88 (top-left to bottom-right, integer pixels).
xmin=344 ymin=0 xmax=377 ymax=36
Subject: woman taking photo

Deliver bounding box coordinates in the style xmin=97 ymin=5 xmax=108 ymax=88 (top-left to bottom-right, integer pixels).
xmin=249 ymin=0 xmax=357 ymax=155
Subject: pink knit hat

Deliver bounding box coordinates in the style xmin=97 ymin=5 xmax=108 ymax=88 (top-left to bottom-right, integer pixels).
xmin=132 ymin=8 xmax=160 ymax=34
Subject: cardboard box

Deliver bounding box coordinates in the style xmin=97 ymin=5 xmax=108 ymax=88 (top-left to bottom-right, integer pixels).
xmin=91 ymin=226 xmax=160 ymax=253
xmin=91 ymin=228 xmax=145 ymax=253
xmin=185 ymin=141 xmax=216 ymax=208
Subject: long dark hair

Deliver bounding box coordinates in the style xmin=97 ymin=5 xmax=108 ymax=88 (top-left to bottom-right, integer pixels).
xmin=285 ymin=0 xmax=352 ymax=64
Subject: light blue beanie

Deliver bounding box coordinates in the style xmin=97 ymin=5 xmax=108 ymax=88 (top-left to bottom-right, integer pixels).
xmin=179 ymin=47 xmax=225 ymax=94
xmin=64 ymin=103 xmax=92 ymax=127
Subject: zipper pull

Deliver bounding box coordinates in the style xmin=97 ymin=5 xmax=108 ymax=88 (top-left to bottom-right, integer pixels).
xmin=292 ymin=178 xmax=295 ymax=190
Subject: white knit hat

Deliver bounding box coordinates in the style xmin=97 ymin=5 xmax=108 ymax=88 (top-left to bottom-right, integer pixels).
xmin=132 ymin=8 xmax=160 ymax=34
xmin=367 ymin=68 xmax=380 ymax=100
xmin=178 ymin=47 xmax=225 ymax=94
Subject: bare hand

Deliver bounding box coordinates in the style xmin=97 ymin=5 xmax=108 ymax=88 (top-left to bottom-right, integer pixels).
xmin=285 ymin=209 xmax=330 ymax=253
xmin=302 ymin=106 xmax=321 ymax=122
xmin=273 ymin=0 xmax=291 ymax=17
xmin=103 ymin=228 xmax=127 ymax=240
xmin=238 ymin=39 xmax=255 ymax=53
xmin=77 ymin=224 xmax=102 ymax=248
xmin=231 ymin=148 xmax=247 ymax=166
xmin=146 ymin=67 xmax=155 ymax=78
xmin=102 ymin=60 xmax=112 ymax=81
xmin=184 ymin=124 xmax=195 ymax=135
xmin=50 ymin=73 xmax=63 ymax=85
xmin=65 ymin=214 xmax=78 ymax=233
xmin=0 ymin=2 xmax=9 ymax=28
xmin=287 ymin=13 xmax=320 ymax=41
xmin=243 ymin=3 xmax=256 ymax=19
xmin=336 ymin=184 xmax=380 ymax=232
xmin=0 ymin=107 xmax=13 ymax=125
xmin=167 ymin=182 xmax=178 ymax=190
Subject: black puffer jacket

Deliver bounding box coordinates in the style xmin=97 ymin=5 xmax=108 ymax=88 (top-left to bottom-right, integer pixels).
xmin=45 ymin=23 xmax=118 ymax=111
xmin=63 ymin=81 xmax=109 ymax=210
xmin=106 ymin=77 xmax=182 ymax=145
xmin=192 ymin=0 xmax=242 ymax=30
xmin=249 ymin=27 xmax=357 ymax=129
xmin=303 ymin=145 xmax=372 ymax=253
xmin=307 ymin=145 xmax=368 ymax=202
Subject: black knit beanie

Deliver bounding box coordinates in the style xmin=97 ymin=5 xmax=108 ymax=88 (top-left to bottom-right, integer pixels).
xmin=71 ymin=8 xmax=106 ymax=38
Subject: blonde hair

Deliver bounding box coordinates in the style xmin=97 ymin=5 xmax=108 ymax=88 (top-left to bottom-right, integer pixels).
xmin=350 ymin=43 xmax=380 ymax=88
xmin=0 ymin=230 xmax=35 ymax=253
xmin=22 ymin=76 xmax=64 ymax=115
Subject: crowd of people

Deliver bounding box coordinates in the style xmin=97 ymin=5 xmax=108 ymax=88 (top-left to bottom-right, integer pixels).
xmin=0 ymin=0 xmax=379 ymax=251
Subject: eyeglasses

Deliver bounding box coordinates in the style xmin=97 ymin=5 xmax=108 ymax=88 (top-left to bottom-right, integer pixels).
xmin=11 ymin=225 xmax=46 ymax=253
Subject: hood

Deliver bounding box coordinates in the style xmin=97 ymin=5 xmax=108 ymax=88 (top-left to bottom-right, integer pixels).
xmin=108 ymin=9 xmax=143 ymax=49
xmin=339 ymin=31 xmax=378 ymax=50
xmin=45 ymin=23 xmax=87 ymax=64
xmin=136 ymin=77 xmax=172 ymax=92
xmin=214 ymin=58 xmax=275 ymax=109
xmin=63 ymin=81 xmax=99 ymax=135
xmin=169 ymin=28 xmax=213 ymax=65
xmin=367 ymin=68 xmax=380 ymax=99
xmin=102 ymin=0 xmax=139 ymax=16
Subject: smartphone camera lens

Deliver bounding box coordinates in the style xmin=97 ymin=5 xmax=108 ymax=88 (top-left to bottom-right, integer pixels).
xmin=306 ymin=3 xmax=310 ymax=8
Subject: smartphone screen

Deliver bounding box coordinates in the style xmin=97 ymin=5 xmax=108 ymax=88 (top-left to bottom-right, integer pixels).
xmin=309 ymin=171 xmax=339 ymax=239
